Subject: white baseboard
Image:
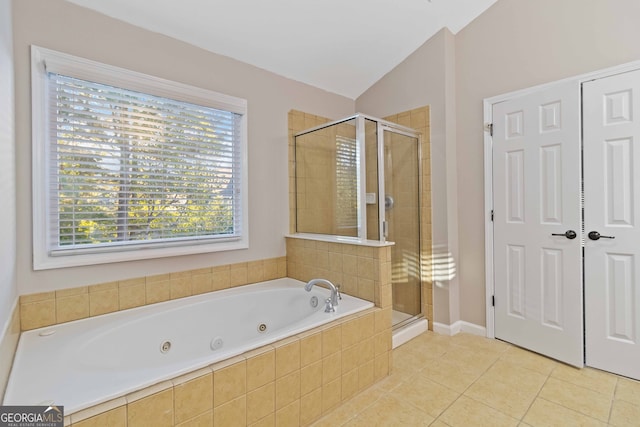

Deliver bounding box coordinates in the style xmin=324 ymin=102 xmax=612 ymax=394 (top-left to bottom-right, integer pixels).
xmin=433 ymin=320 xmax=487 ymax=337
xmin=392 ymin=319 xmax=429 ymax=349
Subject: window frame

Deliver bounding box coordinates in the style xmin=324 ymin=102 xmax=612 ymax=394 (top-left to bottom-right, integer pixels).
xmin=31 ymin=46 xmax=249 ymax=270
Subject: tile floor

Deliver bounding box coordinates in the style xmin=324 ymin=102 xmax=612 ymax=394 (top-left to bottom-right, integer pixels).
xmin=311 ymin=331 xmax=640 ymax=426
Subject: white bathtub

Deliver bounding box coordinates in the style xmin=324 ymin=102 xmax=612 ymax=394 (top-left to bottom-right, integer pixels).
xmin=3 ymin=278 xmax=373 ymax=414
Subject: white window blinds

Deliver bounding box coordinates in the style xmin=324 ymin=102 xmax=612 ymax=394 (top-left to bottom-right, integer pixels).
xmin=48 ymin=73 xmax=243 ymax=253
xmin=335 ymin=135 xmax=358 ymax=230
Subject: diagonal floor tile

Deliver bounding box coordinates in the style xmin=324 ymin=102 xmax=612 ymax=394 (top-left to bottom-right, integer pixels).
xmin=538 ymin=377 xmax=612 ymax=422
xmin=437 ymin=395 xmax=519 ymax=427
xmin=464 ymin=374 xmax=538 ymax=419
xmin=523 ymin=398 xmax=606 ymax=427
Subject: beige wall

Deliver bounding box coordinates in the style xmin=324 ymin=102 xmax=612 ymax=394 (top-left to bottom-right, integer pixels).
xmin=455 ymin=0 xmax=640 ymax=326
xmin=0 ymin=0 xmax=19 ymax=401
xmin=13 ymin=0 xmax=354 ymax=295
xmin=0 ymin=0 xmax=17 ymax=332
xmin=357 ymin=30 xmax=458 ymax=326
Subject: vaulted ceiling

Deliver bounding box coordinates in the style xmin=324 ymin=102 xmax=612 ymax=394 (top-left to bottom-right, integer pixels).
xmin=65 ymin=0 xmax=497 ymax=99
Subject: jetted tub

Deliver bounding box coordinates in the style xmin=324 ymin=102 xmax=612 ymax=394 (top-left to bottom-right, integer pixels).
xmin=3 ymin=278 xmax=373 ymax=414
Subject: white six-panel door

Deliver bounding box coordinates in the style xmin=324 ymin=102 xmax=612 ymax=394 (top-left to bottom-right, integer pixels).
xmin=492 ymin=82 xmax=584 ymax=367
xmin=583 ymin=69 xmax=640 ymax=380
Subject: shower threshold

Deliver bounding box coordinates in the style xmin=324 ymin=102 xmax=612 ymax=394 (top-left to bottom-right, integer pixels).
xmin=392 ymin=315 xmax=428 ymax=349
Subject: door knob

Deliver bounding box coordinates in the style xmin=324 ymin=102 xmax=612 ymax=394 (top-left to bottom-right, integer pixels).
xmin=551 ymin=230 xmax=577 ymax=239
xmin=588 ymin=231 xmax=615 ymax=240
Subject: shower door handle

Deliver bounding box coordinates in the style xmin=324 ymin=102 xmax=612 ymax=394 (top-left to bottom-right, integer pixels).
xmin=382 ymin=221 xmax=389 ymax=239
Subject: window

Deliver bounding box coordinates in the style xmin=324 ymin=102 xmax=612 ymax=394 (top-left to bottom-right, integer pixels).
xmin=31 ymin=46 xmax=248 ymax=270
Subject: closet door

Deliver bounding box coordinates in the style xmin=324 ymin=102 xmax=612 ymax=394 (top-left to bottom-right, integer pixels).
xmin=583 ymin=69 xmax=640 ymax=380
xmin=492 ymin=81 xmax=583 ymax=367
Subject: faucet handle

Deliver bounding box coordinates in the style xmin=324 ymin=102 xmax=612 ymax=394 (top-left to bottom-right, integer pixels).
xmin=336 ymin=284 xmax=342 ymax=300
xmin=324 ymin=298 xmax=335 ymax=313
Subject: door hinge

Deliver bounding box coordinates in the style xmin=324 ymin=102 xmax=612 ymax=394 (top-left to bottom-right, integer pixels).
xmin=486 ymin=123 xmax=493 ymax=136
xmin=491 ymin=209 xmax=494 ymax=222
xmin=492 ymin=295 xmax=495 ymax=307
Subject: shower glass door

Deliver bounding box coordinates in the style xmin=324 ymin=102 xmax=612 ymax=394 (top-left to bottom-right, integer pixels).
xmin=382 ymin=128 xmax=422 ymax=327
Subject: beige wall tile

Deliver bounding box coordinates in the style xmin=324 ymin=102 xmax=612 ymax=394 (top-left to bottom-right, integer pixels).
xmin=341 ymin=319 xmax=360 ymax=349
xmin=21 ymin=299 xmax=56 ymax=330
xmin=374 ymin=332 xmax=389 ymax=356
xmin=300 ymin=388 xmax=322 ymax=426
xmin=358 ymin=360 xmax=374 ymax=391
xmin=21 ymin=292 xmax=55 ymax=304
xmin=213 ymin=360 xmax=246 ymax=407
xmin=175 ymin=410 xmax=213 ymax=427
xmin=342 ymin=345 xmax=359 ymax=375
xmin=322 ymin=325 xmax=341 ymax=357
xmin=212 ymin=269 xmax=230 ymax=291
xmin=213 ymin=395 xmax=246 ymax=427
xmin=342 ymin=369 xmax=359 ymax=401
xmin=230 ymin=264 xmax=248 ymax=287
xmin=322 ymin=352 xmax=341 ymax=385
xmin=300 ymin=360 xmax=323 ymax=396
xmin=300 ymin=332 xmax=322 ymax=367
xmin=89 ymin=289 xmax=119 ymax=316
xmin=127 ymin=389 xmax=174 ymax=427
xmin=358 ymin=338 xmax=375 ymax=365
xmin=275 ymin=340 xmax=300 ymax=378
xmin=88 ymin=282 xmax=117 ymax=293
xmin=247 ymin=260 xmax=265 ymax=284
xmin=145 ymin=279 xmax=171 ymax=304
xmin=174 ymin=373 xmax=213 ymax=424
xmin=56 ymin=293 xmax=89 ymax=323
xmin=56 ymin=286 xmax=88 ymax=298
xmin=118 ymin=282 xmax=145 ymax=310
xmin=342 ymin=255 xmax=357 ymax=276
xmin=357 ymin=278 xmax=375 ymax=302
xmin=72 ymin=406 xmax=126 ymax=427
xmin=275 ymin=400 xmax=300 ymax=427
xmin=277 ymin=257 xmax=287 ymax=278
xmin=374 ymin=353 xmax=389 ymax=381
xmin=275 ymin=371 xmax=300 ymax=410
xmin=170 ymin=276 xmax=192 ymax=300
xmin=248 ymin=413 xmax=274 ymax=427
xmin=322 ymin=377 xmax=342 ymax=413
xmin=246 ymin=382 xmax=275 ymax=425
xmin=246 ymin=349 xmax=275 ymax=391
xmin=191 ymin=273 xmax=212 ymax=295
xmin=263 ymin=259 xmax=278 ymax=280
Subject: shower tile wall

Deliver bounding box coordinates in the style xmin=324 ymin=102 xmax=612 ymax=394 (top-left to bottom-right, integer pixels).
xmin=288 ymin=111 xmax=332 ymax=234
xmin=18 ymin=257 xmax=287 ymax=331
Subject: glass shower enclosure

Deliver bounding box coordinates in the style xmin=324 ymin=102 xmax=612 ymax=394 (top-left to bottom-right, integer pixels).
xmin=294 ymin=114 xmax=422 ymax=328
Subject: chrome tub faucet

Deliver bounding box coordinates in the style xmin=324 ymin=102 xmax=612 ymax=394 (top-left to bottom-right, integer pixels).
xmin=305 ymin=279 xmax=340 ymax=312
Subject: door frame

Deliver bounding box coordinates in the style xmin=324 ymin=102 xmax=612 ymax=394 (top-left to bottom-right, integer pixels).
xmin=483 ymin=60 xmax=640 ymax=339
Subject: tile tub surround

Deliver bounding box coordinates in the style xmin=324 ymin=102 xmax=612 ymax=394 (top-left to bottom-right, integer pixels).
xmin=286 ymin=237 xmax=393 ymax=313
xmin=19 ymin=257 xmax=286 ymax=331
xmin=60 ymin=307 xmax=390 ymax=426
